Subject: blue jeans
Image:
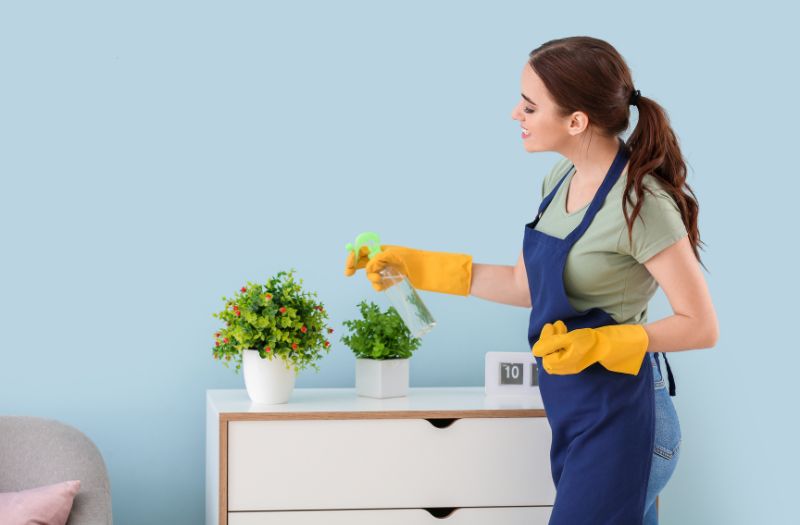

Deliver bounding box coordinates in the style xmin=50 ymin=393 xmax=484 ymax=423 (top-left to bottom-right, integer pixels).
xmin=643 ymin=352 xmax=682 ymax=524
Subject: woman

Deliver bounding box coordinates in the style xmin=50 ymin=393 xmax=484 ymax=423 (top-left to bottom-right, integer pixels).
xmin=344 ymin=36 xmax=719 ymax=525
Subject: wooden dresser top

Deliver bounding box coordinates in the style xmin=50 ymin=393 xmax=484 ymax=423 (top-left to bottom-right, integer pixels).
xmin=207 ymin=387 xmax=546 ymax=420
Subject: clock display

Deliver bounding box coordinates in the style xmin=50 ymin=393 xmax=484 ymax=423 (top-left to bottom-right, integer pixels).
xmin=485 ymin=351 xmax=542 ymax=401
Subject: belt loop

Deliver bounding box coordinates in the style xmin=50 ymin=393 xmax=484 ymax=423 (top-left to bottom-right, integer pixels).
xmin=662 ymin=352 xmax=677 ymax=397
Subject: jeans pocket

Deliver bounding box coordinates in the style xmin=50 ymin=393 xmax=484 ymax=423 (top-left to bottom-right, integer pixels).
xmin=647 ymin=438 xmax=681 ymax=514
xmin=652 ymin=388 xmax=681 ymax=460
xmin=646 ymin=389 xmax=682 ymax=506
xmin=654 ymin=439 xmax=681 ymax=460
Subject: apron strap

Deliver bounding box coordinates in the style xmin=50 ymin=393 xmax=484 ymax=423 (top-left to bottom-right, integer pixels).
xmin=565 ymin=138 xmax=629 ymax=245
xmin=661 ymin=352 xmax=676 ymax=397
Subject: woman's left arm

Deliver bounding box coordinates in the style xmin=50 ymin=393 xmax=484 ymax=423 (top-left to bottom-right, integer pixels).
xmin=641 ymin=234 xmax=719 ymax=353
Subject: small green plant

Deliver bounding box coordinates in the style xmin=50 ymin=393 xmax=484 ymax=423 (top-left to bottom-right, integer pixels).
xmin=340 ymin=300 xmax=421 ymax=359
xmin=212 ymin=269 xmax=334 ymax=373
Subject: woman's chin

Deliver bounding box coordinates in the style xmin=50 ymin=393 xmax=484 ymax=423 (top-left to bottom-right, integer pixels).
xmin=522 ymin=141 xmax=539 ymax=152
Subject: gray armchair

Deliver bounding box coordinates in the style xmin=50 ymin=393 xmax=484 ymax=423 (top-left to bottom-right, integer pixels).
xmin=0 ymin=416 xmax=112 ymax=524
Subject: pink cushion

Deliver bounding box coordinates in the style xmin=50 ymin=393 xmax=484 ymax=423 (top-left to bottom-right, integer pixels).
xmin=0 ymin=480 xmax=81 ymax=525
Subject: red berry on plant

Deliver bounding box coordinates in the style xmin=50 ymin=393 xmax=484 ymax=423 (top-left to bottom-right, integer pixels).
xmin=279 ymin=307 xmax=286 ymax=314
xmin=223 ymin=337 xmax=229 ymax=343
xmin=291 ymin=343 xmax=298 ymax=350
xmin=215 ymin=341 xmax=220 ymax=347
xmin=241 ymin=286 xmax=246 ymax=292
xmin=328 ymin=328 xmax=333 ymax=333
xmin=301 ymin=326 xmax=307 ymax=333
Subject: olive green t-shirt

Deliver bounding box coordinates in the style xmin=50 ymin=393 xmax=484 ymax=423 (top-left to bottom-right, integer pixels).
xmin=533 ymin=156 xmax=688 ymax=325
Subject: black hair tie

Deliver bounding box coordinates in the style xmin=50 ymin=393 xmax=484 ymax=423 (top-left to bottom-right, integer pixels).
xmin=629 ymin=89 xmax=641 ymax=106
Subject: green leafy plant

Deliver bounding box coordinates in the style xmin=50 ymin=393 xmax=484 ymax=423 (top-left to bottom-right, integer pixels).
xmin=340 ymin=300 xmax=421 ymax=359
xmin=212 ymin=268 xmax=333 ymax=374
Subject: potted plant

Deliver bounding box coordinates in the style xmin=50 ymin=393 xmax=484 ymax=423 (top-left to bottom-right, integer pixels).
xmin=340 ymin=300 xmax=422 ymax=399
xmin=212 ymin=268 xmax=333 ymax=404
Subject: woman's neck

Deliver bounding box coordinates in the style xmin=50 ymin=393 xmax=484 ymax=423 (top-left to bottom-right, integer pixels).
xmin=562 ymin=136 xmax=622 ymax=187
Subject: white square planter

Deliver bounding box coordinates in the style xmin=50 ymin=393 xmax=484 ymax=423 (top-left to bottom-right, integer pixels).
xmin=355 ymin=358 xmax=409 ymax=399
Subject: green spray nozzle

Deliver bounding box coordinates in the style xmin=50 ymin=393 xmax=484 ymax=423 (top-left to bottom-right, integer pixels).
xmin=345 ymin=231 xmax=382 ymax=266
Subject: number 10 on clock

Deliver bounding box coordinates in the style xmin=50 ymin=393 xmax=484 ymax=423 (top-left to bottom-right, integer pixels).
xmin=484 ymin=352 xmax=542 ymax=400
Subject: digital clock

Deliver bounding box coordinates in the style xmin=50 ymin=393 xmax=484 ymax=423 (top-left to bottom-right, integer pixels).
xmin=484 ymin=351 xmax=542 ymax=401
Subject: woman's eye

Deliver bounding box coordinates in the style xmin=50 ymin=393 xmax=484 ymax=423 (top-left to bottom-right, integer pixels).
xmin=523 ymin=107 xmax=535 ymax=114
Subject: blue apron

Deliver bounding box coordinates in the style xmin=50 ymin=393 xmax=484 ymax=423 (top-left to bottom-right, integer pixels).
xmin=523 ymin=138 xmax=671 ymax=524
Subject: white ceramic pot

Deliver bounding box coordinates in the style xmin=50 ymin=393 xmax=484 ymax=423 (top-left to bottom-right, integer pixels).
xmin=355 ymin=358 xmax=409 ymax=399
xmin=242 ymin=349 xmax=297 ymax=404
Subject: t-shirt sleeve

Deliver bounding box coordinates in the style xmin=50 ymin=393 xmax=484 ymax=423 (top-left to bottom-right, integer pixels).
xmin=617 ymin=182 xmax=688 ymax=264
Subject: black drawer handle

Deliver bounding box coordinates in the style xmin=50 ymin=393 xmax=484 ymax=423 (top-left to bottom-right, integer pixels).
xmin=424 ymin=507 xmax=457 ymax=518
xmin=425 ymin=418 xmax=459 ymax=429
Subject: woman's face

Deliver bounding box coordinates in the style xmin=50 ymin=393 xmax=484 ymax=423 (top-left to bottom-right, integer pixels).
xmin=511 ymin=63 xmax=574 ymax=153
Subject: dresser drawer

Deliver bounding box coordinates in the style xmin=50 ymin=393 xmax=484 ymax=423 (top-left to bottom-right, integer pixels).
xmin=228 ymin=506 xmax=552 ymax=524
xmin=227 ymin=417 xmax=554 ymax=511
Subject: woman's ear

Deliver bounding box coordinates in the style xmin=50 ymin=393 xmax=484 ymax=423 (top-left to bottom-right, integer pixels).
xmin=566 ymin=110 xmax=590 ymax=136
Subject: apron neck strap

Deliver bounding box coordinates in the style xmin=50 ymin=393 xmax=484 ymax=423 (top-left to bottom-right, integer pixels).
xmin=565 ymin=138 xmax=629 ymax=245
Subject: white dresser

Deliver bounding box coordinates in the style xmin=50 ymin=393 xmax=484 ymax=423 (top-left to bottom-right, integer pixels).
xmin=206 ymin=387 xmax=554 ymax=525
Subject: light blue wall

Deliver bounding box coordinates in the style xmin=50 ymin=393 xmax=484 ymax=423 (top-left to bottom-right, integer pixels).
xmin=1 ymin=1 xmax=795 ymax=523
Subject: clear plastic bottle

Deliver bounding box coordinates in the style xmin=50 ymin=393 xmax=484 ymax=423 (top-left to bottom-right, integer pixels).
xmin=377 ymin=265 xmax=436 ymax=338
xmin=346 ymin=232 xmax=436 ymax=338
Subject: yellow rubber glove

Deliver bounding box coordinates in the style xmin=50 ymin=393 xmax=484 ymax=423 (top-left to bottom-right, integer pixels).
xmin=344 ymin=244 xmax=472 ymax=296
xmin=531 ymin=320 xmax=649 ymax=375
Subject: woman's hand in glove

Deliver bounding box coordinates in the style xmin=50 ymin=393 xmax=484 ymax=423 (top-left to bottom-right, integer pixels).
xmin=532 ymin=320 xmax=649 ymax=375
xmin=344 ymin=244 xmax=388 ymax=277
xmin=343 ymin=244 xmax=408 ymax=292
xmin=344 ymin=244 xmax=473 ymax=296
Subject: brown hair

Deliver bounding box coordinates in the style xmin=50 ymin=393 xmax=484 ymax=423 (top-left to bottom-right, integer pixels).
xmin=529 ymin=36 xmax=706 ymax=271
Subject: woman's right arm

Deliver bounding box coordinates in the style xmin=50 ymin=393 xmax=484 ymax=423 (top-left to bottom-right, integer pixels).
xmin=469 ymin=250 xmax=532 ymax=308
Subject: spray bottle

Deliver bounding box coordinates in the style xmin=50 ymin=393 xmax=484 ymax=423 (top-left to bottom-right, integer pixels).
xmin=346 ymin=232 xmax=436 ymax=338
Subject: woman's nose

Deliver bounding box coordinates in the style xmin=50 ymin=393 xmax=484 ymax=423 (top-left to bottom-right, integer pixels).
xmin=511 ymin=102 xmax=522 ymax=120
